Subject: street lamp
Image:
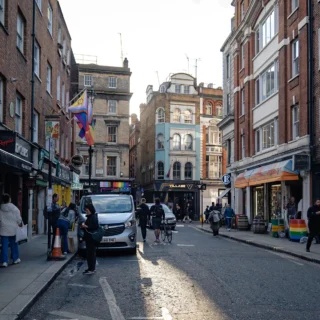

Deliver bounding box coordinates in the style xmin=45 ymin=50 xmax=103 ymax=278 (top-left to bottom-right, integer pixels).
xmin=197 ymin=183 xmax=206 ymax=226
xmin=88 ymin=89 xmax=95 ymax=191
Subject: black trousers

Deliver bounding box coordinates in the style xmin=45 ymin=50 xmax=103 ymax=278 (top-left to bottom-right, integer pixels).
xmin=85 ymin=238 xmax=96 ymax=271
xmin=307 ymin=230 xmax=320 ymax=250
xmin=140 ymin=225 xmax=147 ymax=240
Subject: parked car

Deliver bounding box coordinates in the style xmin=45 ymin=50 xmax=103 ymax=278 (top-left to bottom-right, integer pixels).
xmin=144 ymin=203 xmax=177 ymax=230
xmin=77 ymin=194 xmax=137 ymax=255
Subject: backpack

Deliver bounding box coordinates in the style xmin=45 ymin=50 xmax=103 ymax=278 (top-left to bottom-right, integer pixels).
xmin=154 ymin=205 xmax=164 ymax=218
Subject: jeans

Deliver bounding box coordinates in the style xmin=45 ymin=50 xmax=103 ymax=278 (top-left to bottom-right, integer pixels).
xmin=57 ymin=219 xmax=70 ymax=253
xmin=1 ymin=236 xmax=19 ymax=263
xmin=140 ymin=225 xmax=147 ymax=240
xmin=226 ymin=217 xmax=232 ymax=229
xmin=85 ymin=237 xmax=96 ymax=271
xmin=49 ymin=218 xmax=58 ymax=250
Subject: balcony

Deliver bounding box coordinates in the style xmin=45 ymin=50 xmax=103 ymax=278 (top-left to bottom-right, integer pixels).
xmin=217 ymin=111 xmax=234 ymax=131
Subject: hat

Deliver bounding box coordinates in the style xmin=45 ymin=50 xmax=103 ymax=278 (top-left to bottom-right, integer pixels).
xmin=141 ymin=198 xmax=146 ymax=203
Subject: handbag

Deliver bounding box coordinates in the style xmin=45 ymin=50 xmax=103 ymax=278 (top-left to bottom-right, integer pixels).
xmin=88 ymin=226 xmax=104 ymax=244
xmin=16 ymin=223 xmax=28 ymax=243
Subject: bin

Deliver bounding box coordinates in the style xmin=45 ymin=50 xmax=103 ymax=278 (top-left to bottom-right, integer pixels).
xmin=253 ymin=219 xmax=266 ymax=234
xmin=289 ymin=219 xmax=307 ymax=241
xmin=271 ymin=218 xmax=285 ymax=238
xmin=237 ymin=215 xmax=249 ymax=230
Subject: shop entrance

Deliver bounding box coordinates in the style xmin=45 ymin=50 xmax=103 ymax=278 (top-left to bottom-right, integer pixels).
xmin=168 ymin=191 xmax=196 ymax=219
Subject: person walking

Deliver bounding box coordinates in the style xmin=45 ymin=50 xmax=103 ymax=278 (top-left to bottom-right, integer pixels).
xmin=224 ymin=204 xmax=235 ymax=231
xmin=57 ymin=203 xmax=77 ymax=254
xmin=0 ymin=193 xmax=23 ymax=267
xmin=150 ymin=198 xmax=165 ymax=243
xmin=286 ymin=197 xmax=297 ymax=221
xmin=306 ymin=199 xmax=320 ymax=252
xmin=204 ymin=206 xmax=210 ymax=223
xmin=81 ymin=203 xmax=99 ymax=275
xmin=175 ymin=204 xmax=183 ymax=222
xmin=138 ymin=198 xmax=150 ymax=242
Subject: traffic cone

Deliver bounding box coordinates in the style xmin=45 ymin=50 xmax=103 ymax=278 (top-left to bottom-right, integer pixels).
xmin=51 ymin=228 xmax=66 ymax=260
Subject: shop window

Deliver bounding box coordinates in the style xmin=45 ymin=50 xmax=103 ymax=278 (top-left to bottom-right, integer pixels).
xmin=173 ymin=162 xmax=181 ymax=180
xmin=82 ymin=155 xmax=89 ymax=175
xmin=157 ymin=133 xmax=164 ymax=150
xmin=269 ymin=184 xmax=282 ymax=219
xmin=252 ymin=186 xmax=264 ymax=220
xmin=107 ymin=156 xmax=117 ymax=176
xmin=173 ymin=108 xmax=181 ymax=122
xmin=184 ymin=162 xmax=192 ymax=180
xmin=157 ymin=162 xmax=164 ymax=180
xmin=184 ymin=134 xmax=193 ymax=150
xmin=157 ymin=108 xmax=165 ymax=123
xmin=172 ymin=134 xmax=181 ymax=150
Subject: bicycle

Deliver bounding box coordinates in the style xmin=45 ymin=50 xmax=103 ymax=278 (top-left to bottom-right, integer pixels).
xmin=161 ymin=219 xmax=173 ymax=243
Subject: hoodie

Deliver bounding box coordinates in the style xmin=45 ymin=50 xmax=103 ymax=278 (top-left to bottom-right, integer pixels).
xmin=0 ymin=203 xmax=22 ymax=237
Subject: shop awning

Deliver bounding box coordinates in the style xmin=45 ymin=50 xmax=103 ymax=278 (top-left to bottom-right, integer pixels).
xmin=0 ymin=148 xmax=33 ymax=173
xmin=234 ymin=170 xmax=254 ymax=188
xmin=249 ymin=160 xmax=299 ymax=186
xmin=218 ymin=188 xmax=230 ymax=199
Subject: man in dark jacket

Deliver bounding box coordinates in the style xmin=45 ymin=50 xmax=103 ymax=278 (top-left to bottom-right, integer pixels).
xmin=306 ymin=199 xmax=320 ymax=252
xmin=286 ymin=197 xmax=297 ymax=220
xmin=150 ymin=198 xmax=165 ymax=243
xmin=138 ymin=198 xmax=150 ymax=242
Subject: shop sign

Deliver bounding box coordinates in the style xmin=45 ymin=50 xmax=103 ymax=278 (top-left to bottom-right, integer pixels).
xmin=0 ymin=131 xmax=32 ymax=162
xmin=45 ymin=121 xmax=60 ymax=139
xmin=38 ymin=149 xmax=49 ymax=170
xmin=71 ymin=183 xmax=83 ymax=190
xmin=60 ymin=165 xmax=70 ymax=181
xmin=71 ymin=155 xmax=84 ymax=167
xmin=293 ymin=154 xmax=310 ymax=171
xmin=221 ymin=174 xmax=231 ymax=186
xmin=96 ymin=169 xmax=103 ymax=175
xmin=73 ymin=172 xmax=80 ymax=184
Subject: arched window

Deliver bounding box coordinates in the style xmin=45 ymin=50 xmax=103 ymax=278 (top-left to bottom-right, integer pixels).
xmin=157 ymin=162 xmax=164 ymax=179
xmin=173 ymin=108 xmax=181 ymax=122
xmin=184 ymin=109 xmax=192 ymax=124
xmin=185 ymin=134 xmax=193 ymax=150
xmin=157 ymin=108 xmax=165 ymax=123
xmin=185 ymin=162 xmax=193 ymax=180
xmin=206 ymin=102 xmax=212 ymax=115
xmin=157 ymin=134 xmax=164 ymax=150
xmin=173 ymin=162 xmax=181 ymax=180
xmin=172 ymin=134 xmax=181 ymax=150
xmin=216 ymin=104 xmax=222 ymax=116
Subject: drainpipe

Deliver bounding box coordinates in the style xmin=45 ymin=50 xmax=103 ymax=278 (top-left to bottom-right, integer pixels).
xmin=307 ymin=0 xmax=314 ymax=200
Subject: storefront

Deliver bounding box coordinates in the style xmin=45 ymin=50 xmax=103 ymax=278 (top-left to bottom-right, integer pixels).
xmin=234 ymin=159 xmax=302 ymax=223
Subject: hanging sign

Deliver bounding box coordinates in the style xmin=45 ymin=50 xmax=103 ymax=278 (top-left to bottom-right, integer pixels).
xmin=71 ymin=155 xmax=84 ymax=167
xmin=45 ymin=121 xmax=60 ymax=140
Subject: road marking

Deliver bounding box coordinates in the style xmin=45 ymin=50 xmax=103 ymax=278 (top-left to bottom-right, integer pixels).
xmin=161 ymin=307 xmax=172 ymax=320
xmin=49 ymin=311 xmax=100 ymax=320
xmin=172 ymin=230 xmax=178 ymax=233
xmin=68 ymin=283 xmax=97 ymax=289
xmin=177 ymin=244 xmax=194 ymax=247
xmin=99 ymin=277 xmax=125 ymax=320
xmin=128 ymin=317 xmax=163 ymax=319
xmin=176 ymin=225 xmax=184 ymax=227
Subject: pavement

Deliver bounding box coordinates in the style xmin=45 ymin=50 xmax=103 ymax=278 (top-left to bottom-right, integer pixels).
xmin=196 ymin=223 xmax=320 ymax=264
xmin=0 ymin=231 xmax=77 ymax=320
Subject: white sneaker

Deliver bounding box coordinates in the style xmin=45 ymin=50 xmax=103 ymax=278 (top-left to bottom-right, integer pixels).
xmin=13 ymin=259 xmax=21 ymax=264
xmin=1 ymin=262 xmax=8 ymax=267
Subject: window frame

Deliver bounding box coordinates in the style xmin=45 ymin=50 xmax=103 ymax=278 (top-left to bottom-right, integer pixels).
xmin=157 ymin=133 xmax=164 ymax=150
xmin=108 ymin=100 xmax=117 ymax=114
xmin=184 ymin=162 xmax=193 ymax=180
xmin=82 ymin=155 xmax=89 ymax=175
xmin=262 ymin=121 xmax=275 ymax=150
xmin=33 ymin=110 xmax=39 ymax=143
xmin=46 ymin=62 xmax=52 ymax=94
xmin=47 ymin=3 xmax=53 ymax=35
xmin=0 ymin=77 xmax=3 ymax=122
xmin=206 ymin=102 xmax=212 ymax=115
xmin=173 ymin=162 xmax=181 ymax=180
xmin=0 ymin=0 xmax=5 ymax=26
xmin=185 ymin=134 xmax=193 ymax=151
xmin=157 ymin=108 xmax=165 ymax=123
xmin=184 ymin=85 xmax=190 ymax=94
xmin=15 ymin=94 xmax=23 ymax=134
xmin=291 ymin=0 xmax=299 ymax=12
xmin=106 ymin=156 xmax=117 ymax=176
xmin=226 ymin=94 xmax=231 ymax=114
xmin=292 ymin=105 xmax=299 ymax=140
xmin=108 ymin=77 xmax=117 ymax=88
xmin=175 ymin=85 xmax=181 ymax=94
xmin=172 ymin=134 xmax=181 ymax=151
xmin=34 ymin=41 xmax=40 ymax=77
xmin=241 ymin=43 xmax=245 ymax=70
xmin=107 ymin=126 xmax=117 ymax=143
xmin=240 ymin=0 xmax=245 ymax=21
xmin=17 ymin=13 xmax=25 ymax=53
xmin=173 ymin=108 xmax=181 ymax=122
xmin=226 ymin=54 xmax=230 ymax=79
xmin=216 ymin=105 xmax=222 ymax=116
xmin=184 ymin=109 xmax=192 ymax=124
xmin=57 ymin=74 xmax=61 ymax=101
xmin=157 ymin=162 xmax=164 ymax=180
xmin=35 ymin=0 xmax=42 ymax=11
xmin=84 ymin=74 xmax=92 ymax=87
xmin=241 ymin=134 xmax=245 ymax=159
xmin=241 ymin=88 xmax=245 ymax=115
xmin=292 ymin=39 xmax=299 ymax=77
xmin=61 ymin=82 xmax=65 ymax=107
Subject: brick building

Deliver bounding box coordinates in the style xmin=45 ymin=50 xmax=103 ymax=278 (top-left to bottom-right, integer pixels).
xmin=75 ymin=59 xmax=132 ymax=194
xmin=198 ymin=85 xmax=227 ymax=208
xmin=219 ymin=0 xmax=310 ymax=223
xmin=0 ymin=0 xmax=75 ymax=235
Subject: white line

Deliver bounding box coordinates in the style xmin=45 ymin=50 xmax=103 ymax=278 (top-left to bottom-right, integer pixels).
xmin=68 ymin=283 xmax=97 ymax=289
xmin=177 ymin=244 xmax=194 ymax=247
xmin=128 ymin=317 xmax=163 ymax=319
xmin=176 ymin=225 xmax=185 ymax=227
xmin=292 ymin=261 xmax=304 ymax=266
xmin=161 ymin=307 xmax=173 ymax=320
xmin=49 ymin=311 xmax=100 ymax=320
xmin=99 ymin=277 xmax=126 ymax=320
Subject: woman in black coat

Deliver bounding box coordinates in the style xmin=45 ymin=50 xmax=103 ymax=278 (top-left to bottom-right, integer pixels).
xmin=80 ymin=203 xmax=99 ymax=275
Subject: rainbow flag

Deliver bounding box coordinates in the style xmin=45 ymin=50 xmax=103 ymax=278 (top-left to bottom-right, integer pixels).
xmin=68 ymin=90 xmax=88 ymax=114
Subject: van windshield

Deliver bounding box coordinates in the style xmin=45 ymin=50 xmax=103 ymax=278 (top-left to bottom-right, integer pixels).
xmin=81 ymin=196 xmax=132 ymax=214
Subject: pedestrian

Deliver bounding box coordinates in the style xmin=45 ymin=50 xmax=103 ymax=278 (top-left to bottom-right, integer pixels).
xmin=0 ymin=193 xmax=23 ymax=267
xmin=306 ymin=199 xmax=320 ymax=252
xmin=286 ymin=197 xmax=297 ymax=221
xmin=208 ymin=209 xmax=222 ymax=236
xmin=209 ymin=202 xmax=215 ymax=212
xmin=138 ymin=198 xmax=150 ymax=242
xmin=175 ymin=203 xmax=182 ymax=221
xmin=57 ymin=203 xmax=77 ymax=254
xmin=81 ymin=203 xmax=99 ymax=275
xmin=205 ymin=206 xmax=210 ymax=223
xmin=182 ymin=203 xmax=191 ymax=223
xmin=224 ymin=204 xmax=235 ymax=231
xmin=150 ymin=198 xmax=165 ymax=243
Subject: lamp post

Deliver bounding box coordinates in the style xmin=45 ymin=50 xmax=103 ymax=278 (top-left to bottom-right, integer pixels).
xmin=197 ymin=183 xmax=206 ymax=226
xmin=88 ymin=89 xmax=95 ymax=191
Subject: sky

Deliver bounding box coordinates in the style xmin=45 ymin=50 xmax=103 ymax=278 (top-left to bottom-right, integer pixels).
xmin=59 ymin=0 xmax=234 ymax=116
